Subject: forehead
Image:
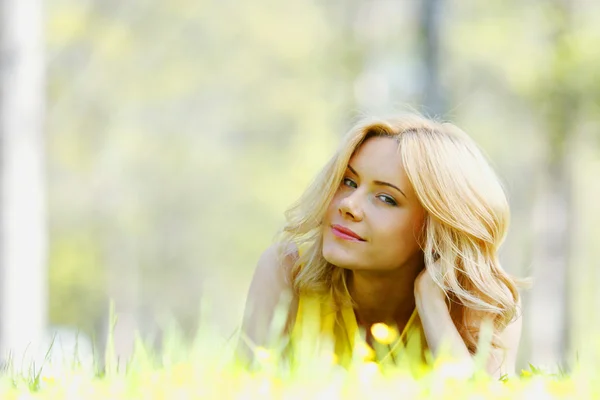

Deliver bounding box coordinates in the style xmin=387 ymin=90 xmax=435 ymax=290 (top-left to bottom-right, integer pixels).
xmin=349 ymin=136 xmax=414 ymax=193
xmin=350 ymin=136 xmax=402 ymax=173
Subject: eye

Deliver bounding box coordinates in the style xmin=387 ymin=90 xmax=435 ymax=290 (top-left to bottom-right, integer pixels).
xmin=342 ymin=177 xmax=357 ymax=188
xmin=377 ymin=194 xmax=397 ymax=206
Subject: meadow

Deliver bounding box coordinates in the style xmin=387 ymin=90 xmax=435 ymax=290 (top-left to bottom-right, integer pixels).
xmin=1 ymin=308 xmax=596 ymax=400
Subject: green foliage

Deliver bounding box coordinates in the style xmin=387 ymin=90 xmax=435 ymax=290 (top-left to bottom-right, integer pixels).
xmin=46 ymin=0 xmax=346 ymax=339
xmin=49 ymin=233 xmax=105 ymax=335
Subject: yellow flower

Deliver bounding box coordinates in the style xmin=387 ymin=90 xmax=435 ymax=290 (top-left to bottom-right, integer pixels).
xmin=371 ymin=323 xmax=398 ymax=345
xmin=355 ymin=342 xmax=375 ymax=361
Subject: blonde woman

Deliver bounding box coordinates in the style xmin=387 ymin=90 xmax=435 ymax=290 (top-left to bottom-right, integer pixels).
xmin=239 ymin=114 xmax=524 ymax=378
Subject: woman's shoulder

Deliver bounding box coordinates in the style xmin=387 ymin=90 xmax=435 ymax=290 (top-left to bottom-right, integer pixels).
xmin=256 ymin=241 xmax=299 ymax=287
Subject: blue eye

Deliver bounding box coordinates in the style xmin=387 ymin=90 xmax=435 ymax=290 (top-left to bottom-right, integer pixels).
xmin=343 ymin=177 xmax=357 ymax=188
xmin=377 ymin=194 xmax=397 ymax=206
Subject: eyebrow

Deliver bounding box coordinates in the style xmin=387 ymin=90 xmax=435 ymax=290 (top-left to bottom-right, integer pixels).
xmin=347 ymin=165 xmax=407 ymax=199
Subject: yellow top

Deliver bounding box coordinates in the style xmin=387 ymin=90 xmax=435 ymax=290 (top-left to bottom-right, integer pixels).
xmin=288 ymin=247 xmax=430 ymax=375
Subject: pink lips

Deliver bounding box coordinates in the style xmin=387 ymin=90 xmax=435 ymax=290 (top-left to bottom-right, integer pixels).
xmin=331 ymin=224 xmax=365 ymax=242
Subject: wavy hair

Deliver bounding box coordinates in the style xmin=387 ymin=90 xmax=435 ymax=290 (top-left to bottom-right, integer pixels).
xmin=277 ymin=113 xmax=526 ymax=353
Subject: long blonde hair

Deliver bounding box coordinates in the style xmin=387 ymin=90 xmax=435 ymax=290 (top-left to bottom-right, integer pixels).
xmin=278 ymin=113 xmax=524 ymax=353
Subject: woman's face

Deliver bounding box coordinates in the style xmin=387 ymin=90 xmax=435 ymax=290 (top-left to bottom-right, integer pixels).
xmin=322 ymin=136 xmax=426 ymax=271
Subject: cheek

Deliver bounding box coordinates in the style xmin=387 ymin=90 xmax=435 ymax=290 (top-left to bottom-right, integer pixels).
xmin=325 ymin=193 xmax=342 ymax=219
xmin=378 ymin=213 xmax=424 ymax=251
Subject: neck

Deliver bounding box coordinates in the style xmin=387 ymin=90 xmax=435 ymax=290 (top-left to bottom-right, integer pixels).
xmin=349 ymin=254 xmax=424 ymax=327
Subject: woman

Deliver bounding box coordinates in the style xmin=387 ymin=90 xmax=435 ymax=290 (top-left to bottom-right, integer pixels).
xmin=238 ymin=113 xmax=525 ymax=378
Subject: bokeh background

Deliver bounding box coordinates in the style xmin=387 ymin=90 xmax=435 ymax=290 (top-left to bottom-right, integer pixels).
xmin=1 ymin=0 xmax=599 ymax=372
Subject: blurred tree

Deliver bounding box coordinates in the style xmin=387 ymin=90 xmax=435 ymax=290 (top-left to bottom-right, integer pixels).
xmin=46 ymin=0 xmax=343 ymax=356
xmin=420 ymin=0 xmax=445 ymax=115
xmin=444 ymin=0 xmax=600 ymax=369
xmin=528 ymin=0 xmax=581 ymax=369
xmin=0 ymin=0 xmax=47 ymax=362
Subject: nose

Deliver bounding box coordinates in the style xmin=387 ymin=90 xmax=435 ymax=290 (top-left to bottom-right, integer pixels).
xmin=338 ymin=192 xmax=364 ymax=222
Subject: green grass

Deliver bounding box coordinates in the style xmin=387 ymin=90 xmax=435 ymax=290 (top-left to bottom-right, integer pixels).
xmin=0 ymin=306 xmax=598 ymax=399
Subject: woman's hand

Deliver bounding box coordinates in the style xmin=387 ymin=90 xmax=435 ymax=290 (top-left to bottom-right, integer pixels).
xmin=414 ymin=265 xmax=446 ymax=301
xmin=413 ymin=262 xmax=475 ymax=375
xmin=414 ymin=259 xmax=522 ymax=379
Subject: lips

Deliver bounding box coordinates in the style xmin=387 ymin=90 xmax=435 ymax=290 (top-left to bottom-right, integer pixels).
xmin=331 ymin=224 xmax=365 ymax=241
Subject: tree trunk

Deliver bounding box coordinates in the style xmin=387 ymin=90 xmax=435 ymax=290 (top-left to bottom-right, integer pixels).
xmin=528 ymin=0 xmax=576 ymax=369
xmin=420 ymin=0 xmax=444 ymax=115
xmin=0 ymin=0 xmax=47 ymax=367
xmin=529 ymin=157 xmax=573 ymax=369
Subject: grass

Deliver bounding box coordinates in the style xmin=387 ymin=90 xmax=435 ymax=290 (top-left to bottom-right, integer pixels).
xmin=0 ymin=305 xmax=598 ymax=399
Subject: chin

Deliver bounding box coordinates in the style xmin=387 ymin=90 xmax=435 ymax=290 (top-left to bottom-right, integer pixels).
xmin=322 ymin=237 xmax=361 ymax=270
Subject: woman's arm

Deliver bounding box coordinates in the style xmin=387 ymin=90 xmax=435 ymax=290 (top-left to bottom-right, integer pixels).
xmin=236 ymin=242 xmax=298 ymax=366
xmin=414 ymin=269 xmax=523 ymax=379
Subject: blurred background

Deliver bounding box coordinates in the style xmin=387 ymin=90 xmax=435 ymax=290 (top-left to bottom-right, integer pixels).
xmin=1 ymin=0 xmax=599 ymax=372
